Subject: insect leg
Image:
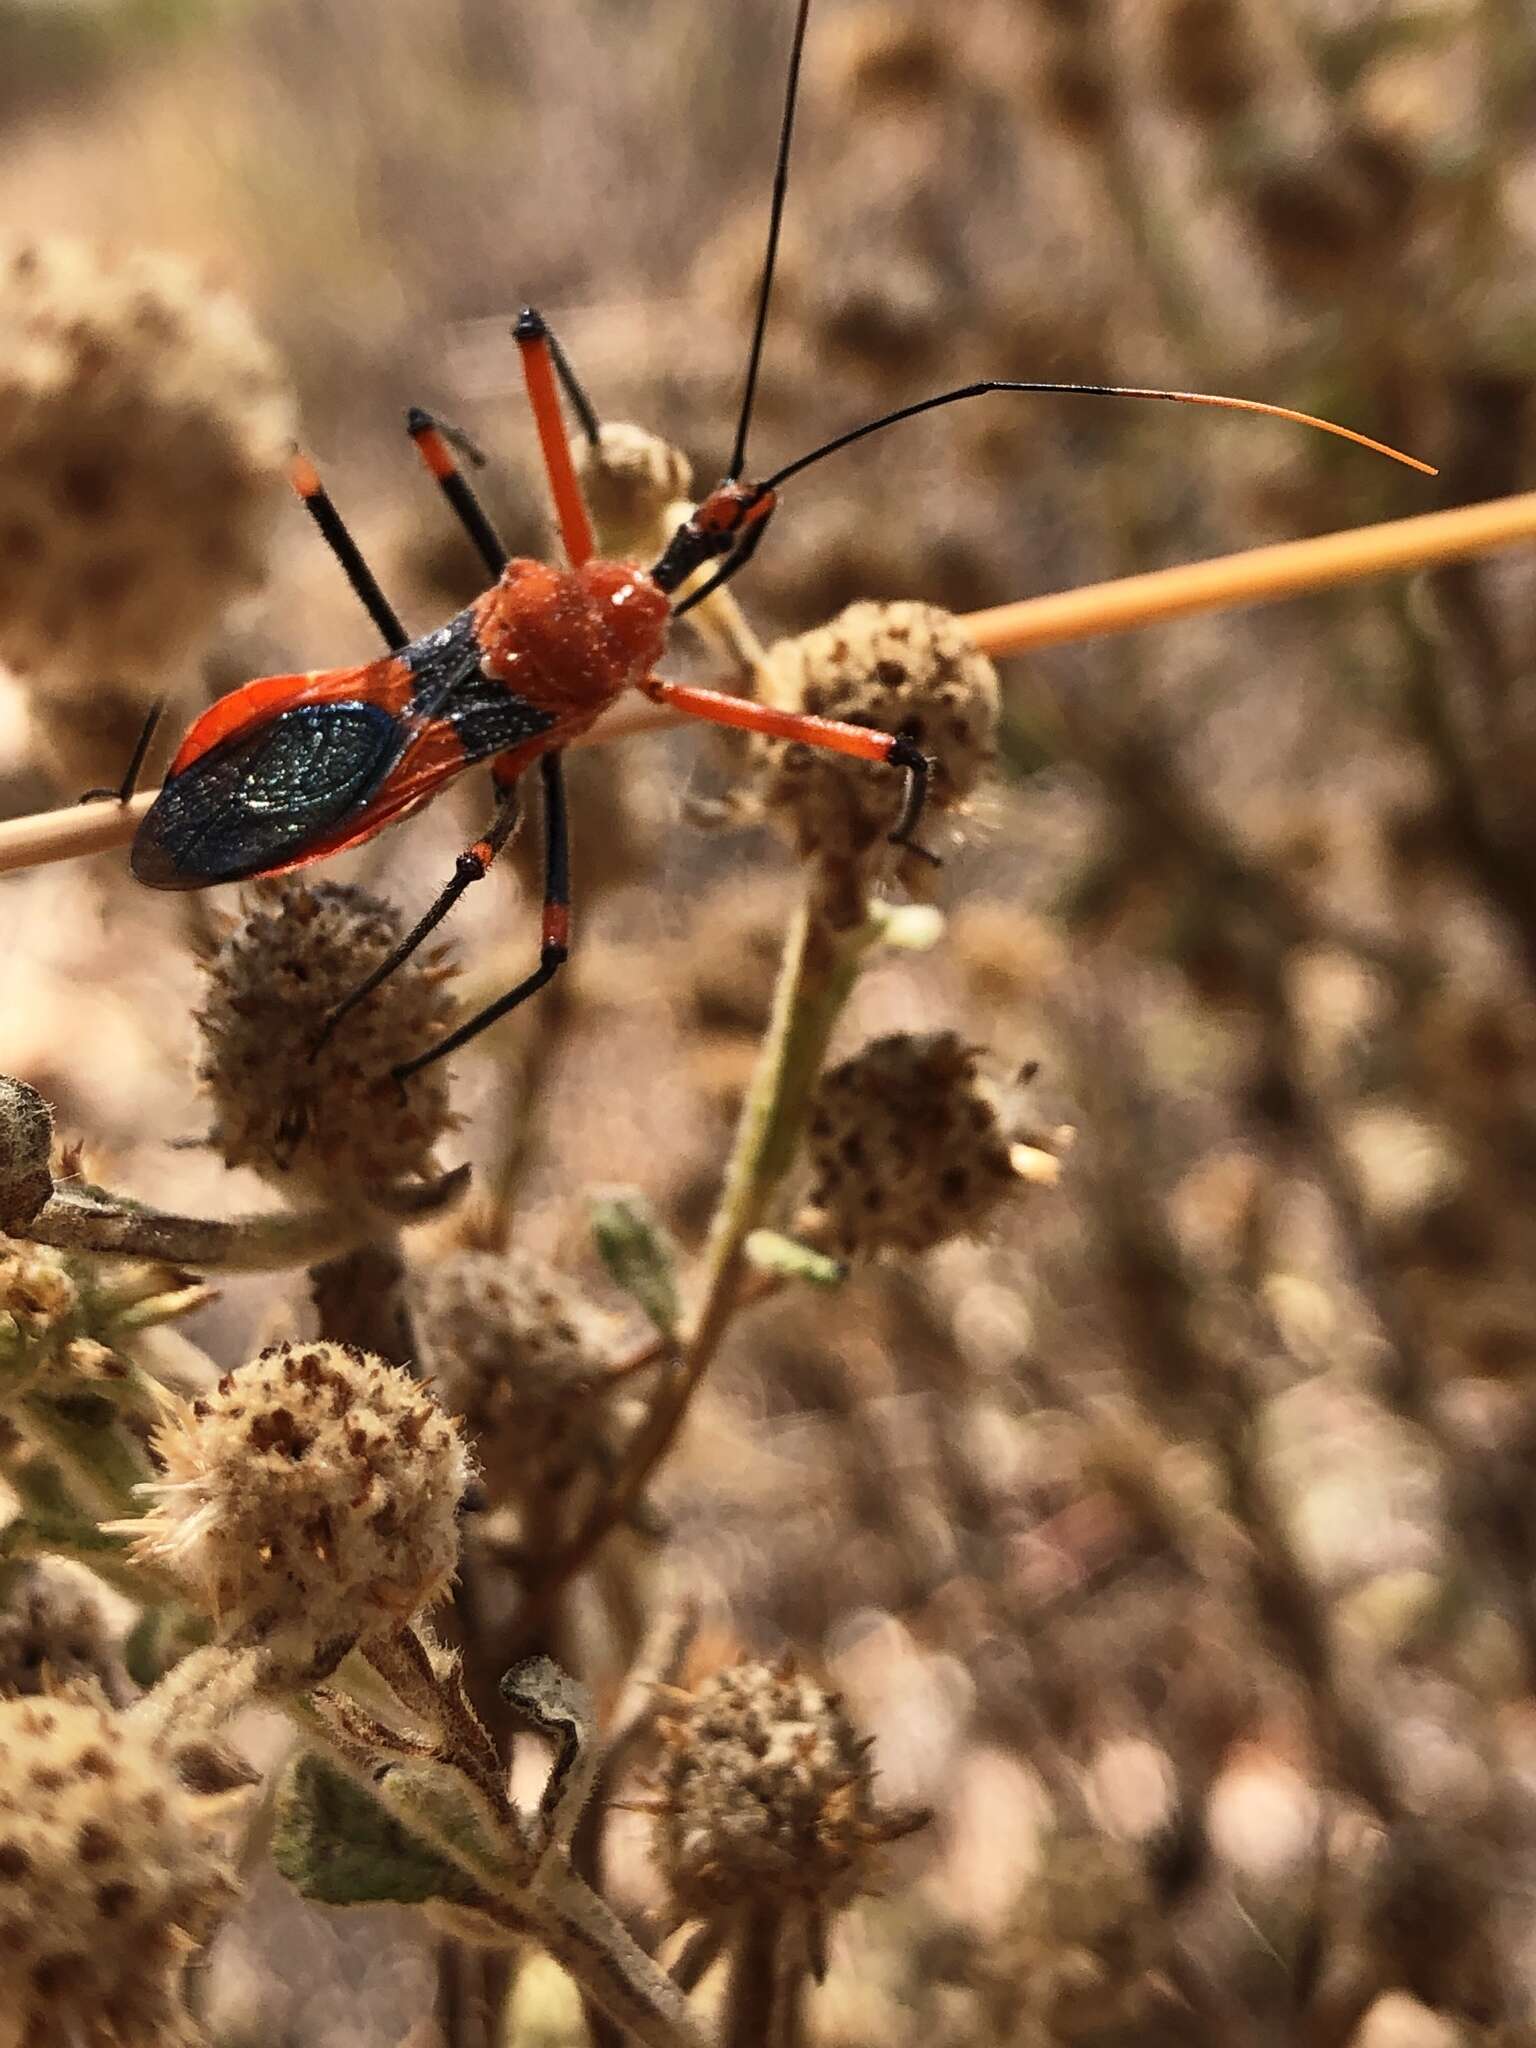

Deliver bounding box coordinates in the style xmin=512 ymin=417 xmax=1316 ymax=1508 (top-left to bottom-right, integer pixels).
xmin=311 ymin=776 xmax=523 ymax=1054
xmin=392 ymin=750 xmax=570 ymax=1082
xmin=79 ymin=698 xmax=166 ymax=804
xmin=514 ymin=308 xmax=597 ymax=570
xmin=638 ymin=677 xmax=937 ymax=858
xmin=405 ymin=409 xmax=508 ymax=578
xmin=289 ymin=450 xmax=408 ymax=650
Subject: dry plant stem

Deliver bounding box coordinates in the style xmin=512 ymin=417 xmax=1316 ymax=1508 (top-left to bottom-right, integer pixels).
xmin=19 ymin=1169 xmax=468 ymax=1268
xmin=523 ymin=893 xmax=875 ymax=1614
xmin=9 ymin=490 xmax=1536 ymax=878
xmin=725 ymin=1908 xmax=784 ymax=2048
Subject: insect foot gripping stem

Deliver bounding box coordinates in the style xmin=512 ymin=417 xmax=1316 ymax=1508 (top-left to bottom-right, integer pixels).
xmin=885 ymin=735 xmax=939 ymax=863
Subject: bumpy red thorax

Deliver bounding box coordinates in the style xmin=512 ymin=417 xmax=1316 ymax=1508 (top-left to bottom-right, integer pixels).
xmin=472 ymin=557 xmax=669 ymax=731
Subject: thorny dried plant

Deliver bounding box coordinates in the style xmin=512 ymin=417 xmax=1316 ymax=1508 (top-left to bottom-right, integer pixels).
xmin=4 ymin=0 xmax=1536 ymax=2045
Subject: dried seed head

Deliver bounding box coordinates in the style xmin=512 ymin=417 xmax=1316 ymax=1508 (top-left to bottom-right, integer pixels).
xmin=756 ymin=601 xmax=998 ymax=925
xmin=0 ymin=1690 xmax=239 ymax=2047
xmin=0 ymin=1233 xmax=199 ymax=1406
xmin=653 ymin=1659 xmax=924 ymax=1917
xmin=993 ymin=1831 xmax=1171 ymax=2040
xmin=127 ymin=1342 xmax=469 ymax=1683
xmin=573 ymin=422 xmax=693 ymax=561
xmin=196 ymin=878 xmax=458 ymax=1195
xmin=804 ymin=1031 xmax=1067 ymax=1258
xmin=0 ymin=1559 xmax=128 ymax=1703
xmin=407 ymin=1251 xmax=620 ymax=1505
xmin=0 ymin=239 xmax=292 ymax=782
xmin=0 ymin=1076 xmax=53 ymax=1230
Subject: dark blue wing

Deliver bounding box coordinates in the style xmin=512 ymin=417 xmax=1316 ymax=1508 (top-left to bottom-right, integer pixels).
xmin=132 ymin=700 xmax=406 ymax=888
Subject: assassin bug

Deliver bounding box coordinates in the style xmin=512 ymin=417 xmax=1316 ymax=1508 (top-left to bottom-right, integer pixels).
xmin=129 ymin=0 xmax=1433 ymax=1088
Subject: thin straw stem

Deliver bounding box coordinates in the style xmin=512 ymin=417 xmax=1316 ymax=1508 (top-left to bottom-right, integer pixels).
xmin=4 ymin=489 xmax=1535 ymax=880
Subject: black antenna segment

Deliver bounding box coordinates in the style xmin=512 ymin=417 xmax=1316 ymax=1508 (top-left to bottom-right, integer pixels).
xmin=727 ymin=0 xmax=814 ymax=483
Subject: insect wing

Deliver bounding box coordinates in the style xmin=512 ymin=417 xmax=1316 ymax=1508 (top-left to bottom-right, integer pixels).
xmin=133 ymin=694 xmax=408 ymax=888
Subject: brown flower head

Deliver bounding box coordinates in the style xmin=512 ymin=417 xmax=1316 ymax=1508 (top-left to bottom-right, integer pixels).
xmin=407 ymin=1250 xmax=623 ymax=1507
xmin=196 ymin=878 xmax=458 ymax=1194
xmin=803 ymin=1030 xmax=1068 ymax=1258
xmin=755 ymin=601 xmax=998 ymax=925
xmin=127 ymin=1342 xmax=469 ymax=1684
xmin=0 ymin=1691 xmax=239 ymax=2047
xmin=652 ymin=1658 xmax=926 ymax=1920
xmin=0 ymin=238 xmax=292 ymax=787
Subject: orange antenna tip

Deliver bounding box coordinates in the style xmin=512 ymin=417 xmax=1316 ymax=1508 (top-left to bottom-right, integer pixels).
xmin=1148 ymin=390 xmax=1438 ymax=476
xmin=287 ymin=449 xmax=322 ymax=499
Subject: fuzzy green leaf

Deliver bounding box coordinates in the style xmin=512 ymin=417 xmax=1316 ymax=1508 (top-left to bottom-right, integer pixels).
xmin=273 ymin=1751 xmax=488 ymax=1910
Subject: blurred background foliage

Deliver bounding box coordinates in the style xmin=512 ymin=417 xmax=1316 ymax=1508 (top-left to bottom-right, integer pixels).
xmin=6 ymin=0 xmax=1536 ymax=2041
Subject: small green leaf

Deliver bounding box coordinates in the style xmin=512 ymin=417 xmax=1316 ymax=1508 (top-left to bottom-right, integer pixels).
xmin=273 ymin=1751 xmax=488 ymax=1910
xmin=744 ymin=1230 xmax=847 ymax=1289
xmin=590 ymin=1190 xmax=681 ymax=1338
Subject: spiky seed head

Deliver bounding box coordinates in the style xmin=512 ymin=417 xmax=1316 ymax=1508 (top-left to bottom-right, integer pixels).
xmin=803 ymin=1030 xmax=1067 ymax=1258
xmin=0 ymin=1691 xmax=239 ymax=2048
xmin=756 ymin=601 xmax=998 ymax=925
xmin=573 ymin=422 xmax=693 ymax=561
xmin=126 ymin=1342 xmax=469 ymax=1684
xmin=0 ymin=1077 xmax=52 ymax=1230
xmin=652 ymin=1659 xmax=925 ymax=1918
xmin=196 ymin=878 xmax=459 ymax=1195
xmin=0 ymin=1559 xmax=129 ymax=1703
xmin=407 ymin=1250 xmax=620 ymax=1505
xmin=0 ymin=239 xmax=293 ymax=785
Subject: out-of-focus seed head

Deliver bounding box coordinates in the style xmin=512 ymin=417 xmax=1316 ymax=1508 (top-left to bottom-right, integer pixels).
xmin=0 ymin=1690 xmax=239 ymax=2047
xmin=803 ymin=1031 xmax=1069 ymax=1258
xmin=756 ymin=601 xmax=998 ymax=927
xmin=1154 ymin=0 xmax=1258 ymax=119
xmin=0 ymin=1076 xmax=53 ymax=1230
xmin=127 ymin=1342 xmax=469 ymax=1683
xmin=652 ymin=1658 xmax=925 ymax=1918
xmin=196 ymin=878 xmax=459 ymax=1195
xmin=819 ymin=3 xmax=961 ymax=108
xmin=991 ymin=1831 xmax=1172 ymax=2041
xmin=407 ymin=1250 xmax=621 ymax=1507
xmin=0 ymin=1559 xmax=129 ymax=1703
xmin=574 ymin=422 xmax=692 ymax=562
xmin=0 ymin=239 xmax=293 ymax=786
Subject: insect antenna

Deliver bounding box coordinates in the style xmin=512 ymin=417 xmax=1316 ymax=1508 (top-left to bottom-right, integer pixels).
xmin=759 ymin=381 xmax=1438 ymax=490
xmin=726 ymin=0 xmax=814 ymax=484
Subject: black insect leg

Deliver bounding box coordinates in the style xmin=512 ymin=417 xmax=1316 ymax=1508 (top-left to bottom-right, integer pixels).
xmin=79 ymin=698 xmax=166 ymax=804
xmin=290 ymin=451 xmax=408 ymax=650
xmin=310 ymin=775 xmax=524 ymax=1056
xmin=405 ymin=410 xmax=508 ymax=578
xmin=392 ymin=750 xmax=570 ymax=1084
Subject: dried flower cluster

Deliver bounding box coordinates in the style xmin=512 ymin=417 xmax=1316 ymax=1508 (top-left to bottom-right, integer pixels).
xmin=196 ymin=878 xmax=459 ymax=1193
xmin=757 ymin=600 xmax=999 ymax=922
xmin=0 ymin=237 xmax=292 ymax=788
xmin=804 ymin=1030 xmax=1067 ymax=1257
xmin=0 ymin=1692 xmax=239 ymax=2048
xmin=127 ymin=1342 xmax=468 ymax=1680
xmin=651 ymin=1659 xmax=924 ymax=1920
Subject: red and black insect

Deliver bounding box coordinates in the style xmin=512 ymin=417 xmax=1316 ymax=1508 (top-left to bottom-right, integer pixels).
xmin=129 ymin=0 xmax=1432 ymax=1086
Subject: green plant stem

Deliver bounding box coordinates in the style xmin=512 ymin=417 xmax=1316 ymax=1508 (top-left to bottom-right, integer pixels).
xmin=518 ymin=891 xmax=879 ymax=1616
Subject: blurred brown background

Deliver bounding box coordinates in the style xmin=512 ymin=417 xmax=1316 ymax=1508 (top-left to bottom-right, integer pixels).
xmin=6 ymin=0 xmax=1536 ymax=2042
